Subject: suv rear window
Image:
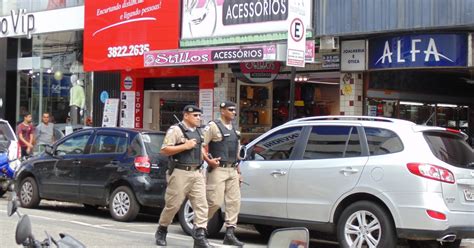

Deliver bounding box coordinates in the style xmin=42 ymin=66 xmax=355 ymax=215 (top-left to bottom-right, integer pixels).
xmin=423 ymin=132 xmax=474 ymax=168
xmin=364 ymin=127 xmax=404 ymax=155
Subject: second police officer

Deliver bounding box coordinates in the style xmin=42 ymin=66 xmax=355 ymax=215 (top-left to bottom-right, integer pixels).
xmin=203 ymin=101 xmax=244 ymax=247
xmin=155 ymin=105 xmax=213 ymax=248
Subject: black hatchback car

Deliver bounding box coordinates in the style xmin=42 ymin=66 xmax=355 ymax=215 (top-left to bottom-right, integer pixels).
xmin=15 ymin=127 xmax=169 ymax=221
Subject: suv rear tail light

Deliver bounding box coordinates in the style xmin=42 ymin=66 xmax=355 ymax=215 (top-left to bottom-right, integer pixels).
xmin=445 ymin=128 xmax=460 ymax=134
xmin=134 ymin=156 xmax=150 ymax=173
xmin=407 ymin=163 xmax=455 ymax=184
xmin=426 ymin=210 xmax=446 ymax=220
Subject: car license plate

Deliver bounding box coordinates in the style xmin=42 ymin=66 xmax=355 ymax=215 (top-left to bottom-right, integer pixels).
xmin=464 ymin=189 xmax=474 ymax=201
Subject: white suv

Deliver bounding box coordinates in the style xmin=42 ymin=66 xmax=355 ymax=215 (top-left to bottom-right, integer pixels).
xmin=235 ymin=116 xmax=474 ymax=248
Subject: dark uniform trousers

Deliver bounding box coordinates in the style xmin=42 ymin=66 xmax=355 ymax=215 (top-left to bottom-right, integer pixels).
xmin=159 ymin=169 xmax=208 ymax=229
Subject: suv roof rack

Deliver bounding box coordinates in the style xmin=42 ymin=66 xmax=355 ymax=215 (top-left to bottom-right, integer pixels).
xmin=285 ymin=115 xmax=405 ymax=125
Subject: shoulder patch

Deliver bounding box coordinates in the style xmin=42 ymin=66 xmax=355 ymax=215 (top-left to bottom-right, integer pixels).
xmin=203 ymin=125 xmax=211 ymax=132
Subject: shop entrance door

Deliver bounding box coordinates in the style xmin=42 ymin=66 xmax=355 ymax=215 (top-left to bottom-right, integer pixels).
xmin=143 ymin=90 xmax=198 ymax=131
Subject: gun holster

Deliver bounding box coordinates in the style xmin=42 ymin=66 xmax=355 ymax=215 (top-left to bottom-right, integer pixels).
xmin=168 ymin=159 xmax=177 ymax=175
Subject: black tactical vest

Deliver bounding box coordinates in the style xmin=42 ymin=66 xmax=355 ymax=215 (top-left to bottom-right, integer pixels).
xmin=208 ymin=120 xmax=239 ymax=164
xmin=172 ymin=124 xmax=203 ymax=165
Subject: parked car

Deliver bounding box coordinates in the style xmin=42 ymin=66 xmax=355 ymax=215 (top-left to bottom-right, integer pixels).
xmin=183 ymin=116 xmax=474 ymax=247
xmin=15 ymin=127 xmax=169 ymax=221
xmin=0 ymin=119 xmax=20 ymax=197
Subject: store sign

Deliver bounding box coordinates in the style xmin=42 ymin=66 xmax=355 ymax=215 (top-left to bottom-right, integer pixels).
xmin=102 ymin=98 xmax=119 ymax=127
xmin=369 ymin=34 xmax=468 ymax=69
xmin=0 ymin=9 xmax=34 ymax=38
xmin=181 ymin=0 xmax=312 ymax=40
xmin=123 ymin=76 xmax=133 ymax=90
xmin=120 ymin=91 xmax=135 ymax=128
xmin=341 ymin=40 xmax=366 ymax=71
xmin=84 ymin=1 xmax=180 ymax=71
xmin=0 ymin=6 xmax=83 ymax=38
xmin=322 ymin=55 xmax=340 ymax=69
xmin=144 ymin=44 xmax=277 ymax=67
xmin=233 ymin=62 xmax=281 ymax=84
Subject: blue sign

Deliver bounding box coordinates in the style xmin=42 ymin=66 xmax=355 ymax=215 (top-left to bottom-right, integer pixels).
xmin=100 ymin=91 xmax=109 ymax=103
xmin=369 ymin=34 xmax=467 ymax=69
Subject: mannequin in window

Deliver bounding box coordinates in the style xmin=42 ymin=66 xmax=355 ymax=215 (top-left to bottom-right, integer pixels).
xmin=69 ymin=75 xmax=85 ymax=125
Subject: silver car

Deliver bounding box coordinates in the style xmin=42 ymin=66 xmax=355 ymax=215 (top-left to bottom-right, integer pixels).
xmin=235 ymin=116 xmax=473 ymax=248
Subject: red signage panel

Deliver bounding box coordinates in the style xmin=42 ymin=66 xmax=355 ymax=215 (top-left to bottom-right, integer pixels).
xmin=84 ymin=0 xmax=180 ymax=71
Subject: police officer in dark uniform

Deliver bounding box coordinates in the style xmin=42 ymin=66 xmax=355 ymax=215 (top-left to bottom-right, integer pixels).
xmin=203 ymin=101 xmax=244 ymax=246
xmin=155 ymin=105 xmax=212 ymax=248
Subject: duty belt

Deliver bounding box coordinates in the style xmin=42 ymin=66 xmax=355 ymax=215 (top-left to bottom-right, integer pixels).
xmin=175 ymin=164 xmax=201 ymax=171
xmin=219 ymin=162 xmax=238 ymax=168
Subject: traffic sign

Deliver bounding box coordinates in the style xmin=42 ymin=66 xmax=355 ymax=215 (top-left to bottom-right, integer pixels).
xmin=286 ymin=1 xmax=307 ymax=67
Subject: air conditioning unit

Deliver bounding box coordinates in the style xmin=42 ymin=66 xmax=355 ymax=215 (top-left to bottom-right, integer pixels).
xmin=320 ymin=36 xmax=339 ymax=50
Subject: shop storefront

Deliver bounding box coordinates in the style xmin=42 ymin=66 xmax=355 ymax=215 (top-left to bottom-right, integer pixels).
xmin=0 ymin=5 xmax=89 ymax=127
xmin=84 ymin=1 xmax=210 ymax=131
xmin=365 ymin=33 xmax=474 ymax=142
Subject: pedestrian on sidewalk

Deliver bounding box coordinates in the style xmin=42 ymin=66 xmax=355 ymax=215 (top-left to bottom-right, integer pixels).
xmin=203 ymin=101 xmax=244 ymax=247
xmin=155 ymin=105 xmax=212 ymax=248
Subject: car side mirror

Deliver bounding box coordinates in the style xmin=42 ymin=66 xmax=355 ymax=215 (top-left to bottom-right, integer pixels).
xmin=44 ymin=145 xmax=53 ymax=155
xmin=267 ymin=227 xmax=309 ymax=248
xmin=239 ymin=146 xmax=247 ymax=160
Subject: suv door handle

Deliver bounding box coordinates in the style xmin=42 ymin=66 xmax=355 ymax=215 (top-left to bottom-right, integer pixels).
xmin=72 ymin=160 xmax=81 ymax=165
xmin=110 ymin=160 xmax=120 ymax=165
xmin=271 ymin=170 xmax=287 ymax=177
xmin=340 ymin=167 xmax=359 ymax=175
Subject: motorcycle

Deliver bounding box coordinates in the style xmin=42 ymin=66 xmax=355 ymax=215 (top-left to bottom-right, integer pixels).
xmin=6 ymin=186 xmax=86 ymax=248
xmin=0 ymin=149 xmax=18 ymax=197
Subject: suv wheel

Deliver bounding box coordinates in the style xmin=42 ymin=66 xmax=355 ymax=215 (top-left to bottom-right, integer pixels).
xmin=19 ymin=177 xmax=40 ymax=208
xmin=337 ymin=201 xmax=396 ymax=248
xmin=109 ymin=186 xmax=140 ymax=222
xmin=178 ymin=199 xmax=224 ymax=237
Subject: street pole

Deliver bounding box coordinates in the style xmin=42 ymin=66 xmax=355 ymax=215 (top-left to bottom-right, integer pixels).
xmin=288 ymin=66 xmax=296 ymax=121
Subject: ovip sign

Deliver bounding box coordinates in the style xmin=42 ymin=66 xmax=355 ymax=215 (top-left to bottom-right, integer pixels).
xmin=369 ymin=34 xmax=467 ymax=69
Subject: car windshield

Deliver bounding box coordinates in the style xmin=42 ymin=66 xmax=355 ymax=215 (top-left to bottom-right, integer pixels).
xmin=141 ymin=133 xmax=164 ymax=155
xmin=423 ymin=131 xmax=474 ymax=168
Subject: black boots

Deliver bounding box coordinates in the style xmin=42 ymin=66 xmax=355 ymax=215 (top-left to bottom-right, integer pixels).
xmin=155 ymin=225 xmax=167 ymax=246
xmin=223 ymin=227 xmax=244 ymax=247
xmin=193 ymin=227 xmax=213 ymax=248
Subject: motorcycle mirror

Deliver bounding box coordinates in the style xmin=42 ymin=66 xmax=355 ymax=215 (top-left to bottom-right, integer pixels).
xmin=15 ymin=215 xmax=33 ymax=245
xmin=7 ymin=198 xmax=17 ymax=217
xmin=267 ymin=227 xmax=309 ymax=248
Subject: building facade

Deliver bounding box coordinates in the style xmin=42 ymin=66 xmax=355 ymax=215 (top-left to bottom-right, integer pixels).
xmin=0 ymin=1 xmax=90 ymax=128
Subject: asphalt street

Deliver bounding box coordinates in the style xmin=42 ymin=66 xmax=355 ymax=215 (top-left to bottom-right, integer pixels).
xmin=0 ymin=195 xmax=472 ymax=248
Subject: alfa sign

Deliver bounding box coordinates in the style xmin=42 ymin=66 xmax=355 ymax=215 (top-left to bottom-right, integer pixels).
xmin=369 ymin=34 xmax=467 ymax=69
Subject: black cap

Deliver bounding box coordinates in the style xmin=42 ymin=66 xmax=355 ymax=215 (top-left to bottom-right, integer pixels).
xmin=219 ymin=101 xmax=236 ymax=109
xmin=183 ymin=105 xmax=202 ymax=113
